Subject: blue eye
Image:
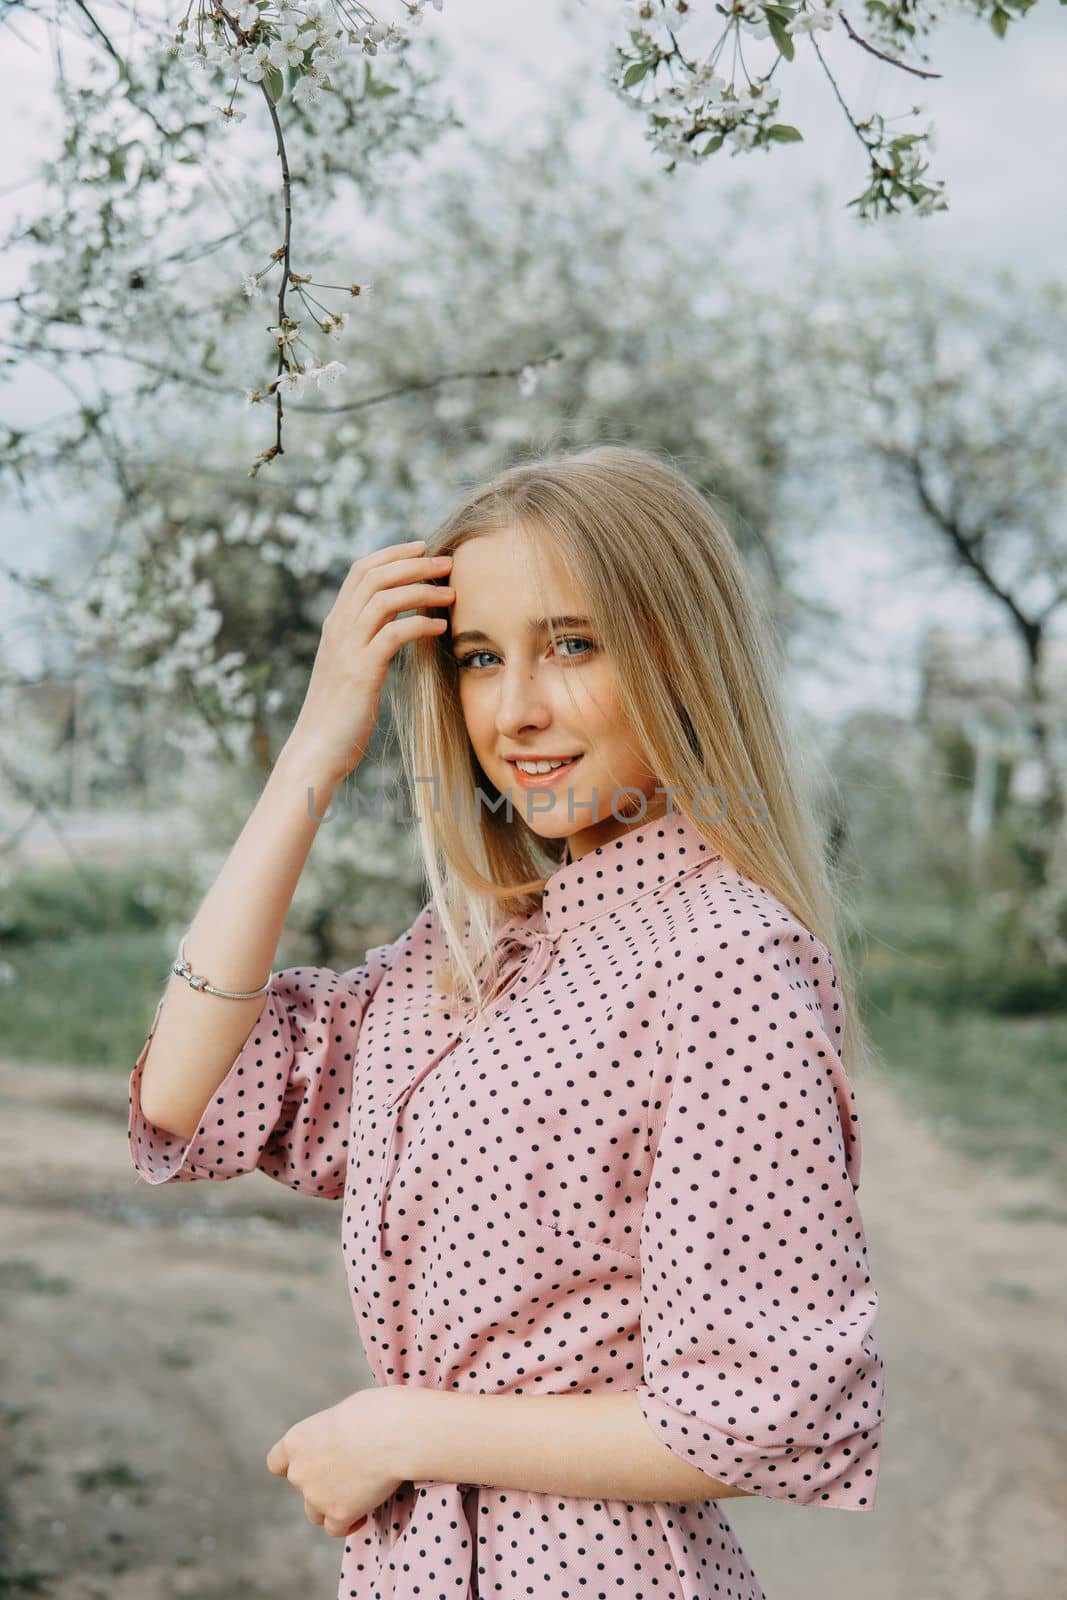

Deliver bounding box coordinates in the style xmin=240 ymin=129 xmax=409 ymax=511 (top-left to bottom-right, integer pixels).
xmin=558 ymin=637 xmax=595 ymax=658
xmin=454 ymin=637 xmax=597 ymax=671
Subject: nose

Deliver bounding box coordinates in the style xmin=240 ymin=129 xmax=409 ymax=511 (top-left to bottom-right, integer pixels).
xmin=493 ymin=662 xmax=553 ymax=741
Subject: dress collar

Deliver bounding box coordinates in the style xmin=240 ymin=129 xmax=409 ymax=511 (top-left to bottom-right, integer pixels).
xmin=540 ymin=809 xmax=723 ymax=935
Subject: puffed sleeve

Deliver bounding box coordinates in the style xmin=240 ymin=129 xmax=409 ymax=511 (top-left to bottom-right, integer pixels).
xmin=635 ymin=919 xmax=885 ymax=1509
xmin=127 ymin=937 xmax=400 ymax=1199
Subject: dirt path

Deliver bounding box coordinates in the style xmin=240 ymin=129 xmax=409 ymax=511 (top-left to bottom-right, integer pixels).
xmin=0 ymin=1058 xmax=1064 ymax=1600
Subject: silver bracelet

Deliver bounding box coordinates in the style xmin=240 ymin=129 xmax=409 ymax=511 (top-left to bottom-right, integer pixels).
xmin=172 ymin=936 xmax=272 ymax=1000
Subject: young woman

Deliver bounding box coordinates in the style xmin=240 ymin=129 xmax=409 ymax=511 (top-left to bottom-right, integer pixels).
xmin=129 ymin=444 xmax=885 ymax=1600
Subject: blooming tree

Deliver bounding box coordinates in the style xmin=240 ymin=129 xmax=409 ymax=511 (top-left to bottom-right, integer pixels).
xmin=804 ymin=265 xmax=1067 ymax=962
xmin=2 ymin=1 xmax=1062 ymax=967
xmin=607 ymin=0 xmax=1047 ymax=220
xmin=0 ymin=47 xmax=834 ymax=948
xmin=5 ymin=0 xmax=1049 ymax=473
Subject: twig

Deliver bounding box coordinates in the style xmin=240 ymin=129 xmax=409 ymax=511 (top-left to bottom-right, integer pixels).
xmin=839 ymin=13 xmax=943 ymax=80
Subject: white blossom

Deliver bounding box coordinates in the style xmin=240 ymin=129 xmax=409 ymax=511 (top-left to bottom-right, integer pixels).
xmin=304 ymin=3 xmax=335 ymax=38
xmin=787 ymin=4 xmax=839 ymax=37
xmin=269 ymin=319 xmax=302 ymax=345
xmin=314 ymin=359 xmax=346 ymax=386
xmin=178 ymin=40 xmax=209 ymax=68
xmin=269 ymin=364 xmax=312 ymax=396
xmin=292 ymin=68 xmax=326 ymax=107
xmin=311 ymin=38 xmax=344 ymax=69
xmin=623 ymin=0 xmax=691 ymax=34
xmin=268 ymin=25 xmax=309 ymax=70
xmin=240 ymin=42 xmax=273 ymax=81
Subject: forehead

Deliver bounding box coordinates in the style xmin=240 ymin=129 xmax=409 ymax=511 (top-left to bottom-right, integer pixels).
xmin=450 ymin=522 xmax=577 ymax=600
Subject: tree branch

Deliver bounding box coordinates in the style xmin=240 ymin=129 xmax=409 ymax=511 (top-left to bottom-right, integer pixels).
xmin=838 ymin=13 xmax=943 ymax=79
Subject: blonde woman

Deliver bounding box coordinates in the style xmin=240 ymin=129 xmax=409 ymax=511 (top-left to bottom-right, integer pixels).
xmin=130 ymin=444 xmax=885 ymax=1600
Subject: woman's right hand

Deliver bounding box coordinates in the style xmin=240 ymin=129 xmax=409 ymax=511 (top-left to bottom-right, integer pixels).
xmin=283 ymin=539 xmax=455 ymax=787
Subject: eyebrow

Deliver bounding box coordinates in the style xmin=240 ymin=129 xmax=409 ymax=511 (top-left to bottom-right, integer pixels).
xmin=449 ymin=615 xmax=593 ymax=651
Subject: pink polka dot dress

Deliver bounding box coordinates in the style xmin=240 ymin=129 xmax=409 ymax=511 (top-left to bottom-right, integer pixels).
xmin=128 ymin=812 xmax=885 ymax=1600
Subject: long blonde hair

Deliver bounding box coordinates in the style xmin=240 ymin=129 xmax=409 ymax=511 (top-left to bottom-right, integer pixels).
xmin=389 ymin=443 xmax=876 ymax=1080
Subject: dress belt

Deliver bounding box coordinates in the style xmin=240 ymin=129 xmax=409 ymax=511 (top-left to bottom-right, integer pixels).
xmin=374 ymin=916 xmax=559 ymax=1259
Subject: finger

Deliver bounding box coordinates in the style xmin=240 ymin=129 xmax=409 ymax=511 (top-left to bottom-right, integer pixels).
xmin=336 ymin=541 xmax=432 ymax=601
xmin=265 ymin=1441 xmax=289 ymax=1476
xmin=362 ymin=580 xmax=455 ymax=633
xmin=304 ymin=1499 xmax=325 ymax=1526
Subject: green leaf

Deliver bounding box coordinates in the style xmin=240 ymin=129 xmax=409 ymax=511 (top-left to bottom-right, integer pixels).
xmin=699 ymin=133 xmax=725 ymax=156
xmin=990 ymin=7 xmax=1010 ymax=34
xmin=767 ymin=123 xmax=803 ymax=142
xmin=767 ymin=15 xmax=795 ymax=59
xmin=623 ymin=59 xmax=652 ymax=88
xmin=263 ymin=65 xmax=285 ymax=104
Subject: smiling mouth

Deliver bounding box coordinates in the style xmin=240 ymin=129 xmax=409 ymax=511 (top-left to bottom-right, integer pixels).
xmin=506 ymin=755 xmax=584 ymax=784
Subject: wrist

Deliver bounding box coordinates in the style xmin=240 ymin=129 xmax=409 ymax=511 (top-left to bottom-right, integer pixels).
xmin=272 ymin=738 xmax=351 ymax=800
xmin=338 ymin=1384 xmax=444 ymax=1483
xmin=383 ymin=1386 xmax=450 ymax=1482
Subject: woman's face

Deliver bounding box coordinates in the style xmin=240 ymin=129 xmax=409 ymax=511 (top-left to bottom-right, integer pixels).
xmin=446 ymin=524 xmax=666 ymax=860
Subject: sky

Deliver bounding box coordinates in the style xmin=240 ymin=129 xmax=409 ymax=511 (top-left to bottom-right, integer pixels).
xmin=1 ymin=0 xmax=1063 ymax=730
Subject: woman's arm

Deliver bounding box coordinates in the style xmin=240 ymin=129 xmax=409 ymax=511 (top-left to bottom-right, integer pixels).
xmin=395 ymin=1388 xmax=752 ymax=1505
xmin=136 ymin=538 xmax=454 ymax=1140
xmin=136 ymin=740 xmax=343 ymax=1139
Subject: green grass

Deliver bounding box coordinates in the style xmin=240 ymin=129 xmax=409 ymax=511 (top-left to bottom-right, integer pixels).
xmin=0 ymin=1260 xmax=74 ymax=1296
xmin=861 ymin=988 xmax=1067 ymax=1187
xmin=856 ymin=891 xmax=1067 ymax=1191
xmin=0 ymin=929 xmax=173 ymax=1068
xmin=0 ymin=860 xmax=1063 ymax=1195
xmin=72 ymin=1459 xmax=151 ymax=1495
xmin=0 ymin=857 xmax=191 ymax=1068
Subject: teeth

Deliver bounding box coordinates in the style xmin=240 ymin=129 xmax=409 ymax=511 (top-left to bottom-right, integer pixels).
xmin=515 ymin=757 xmax=577 ymax=774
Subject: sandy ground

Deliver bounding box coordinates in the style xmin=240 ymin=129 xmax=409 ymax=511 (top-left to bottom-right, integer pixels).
xmin=0 ymin=1057 xmax=1064 ymax=1600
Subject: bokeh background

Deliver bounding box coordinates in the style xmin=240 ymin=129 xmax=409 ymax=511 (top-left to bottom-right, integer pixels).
xmin=0 ymin=1 xmax=1064 ymax=1596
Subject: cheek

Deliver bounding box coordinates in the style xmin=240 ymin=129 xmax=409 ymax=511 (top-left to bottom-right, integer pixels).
xmin=457 ymin=678 xmax=490 ymax=743
xmin=564 ymin=664 xmax=619 ymax=733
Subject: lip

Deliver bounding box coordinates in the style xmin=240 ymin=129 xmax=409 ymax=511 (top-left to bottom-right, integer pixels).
xmin=506 ymin=755 xmax=583 ymax=789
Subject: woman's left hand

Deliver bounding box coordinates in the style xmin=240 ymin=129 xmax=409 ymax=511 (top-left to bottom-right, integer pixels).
xmin=265 ymin=1385 xmax=413 ymax=1539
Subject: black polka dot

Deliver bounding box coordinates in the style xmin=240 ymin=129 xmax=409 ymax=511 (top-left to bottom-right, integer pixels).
xmin=128 ymin=812 xmax=884 ymax=1598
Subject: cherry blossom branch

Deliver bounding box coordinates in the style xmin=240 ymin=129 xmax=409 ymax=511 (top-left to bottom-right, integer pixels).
xmin=292 ymin=348 xmax=566 ymax=414
xmin=258 ymin=80 xmax=293 ymax=464
xmin=161 ymin=0 xmax=447 ymax=472
xmin=837 ymin=11 xmax=943 ymax=79
xmin=607 ymin=0 xmax=1030 ymax=218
